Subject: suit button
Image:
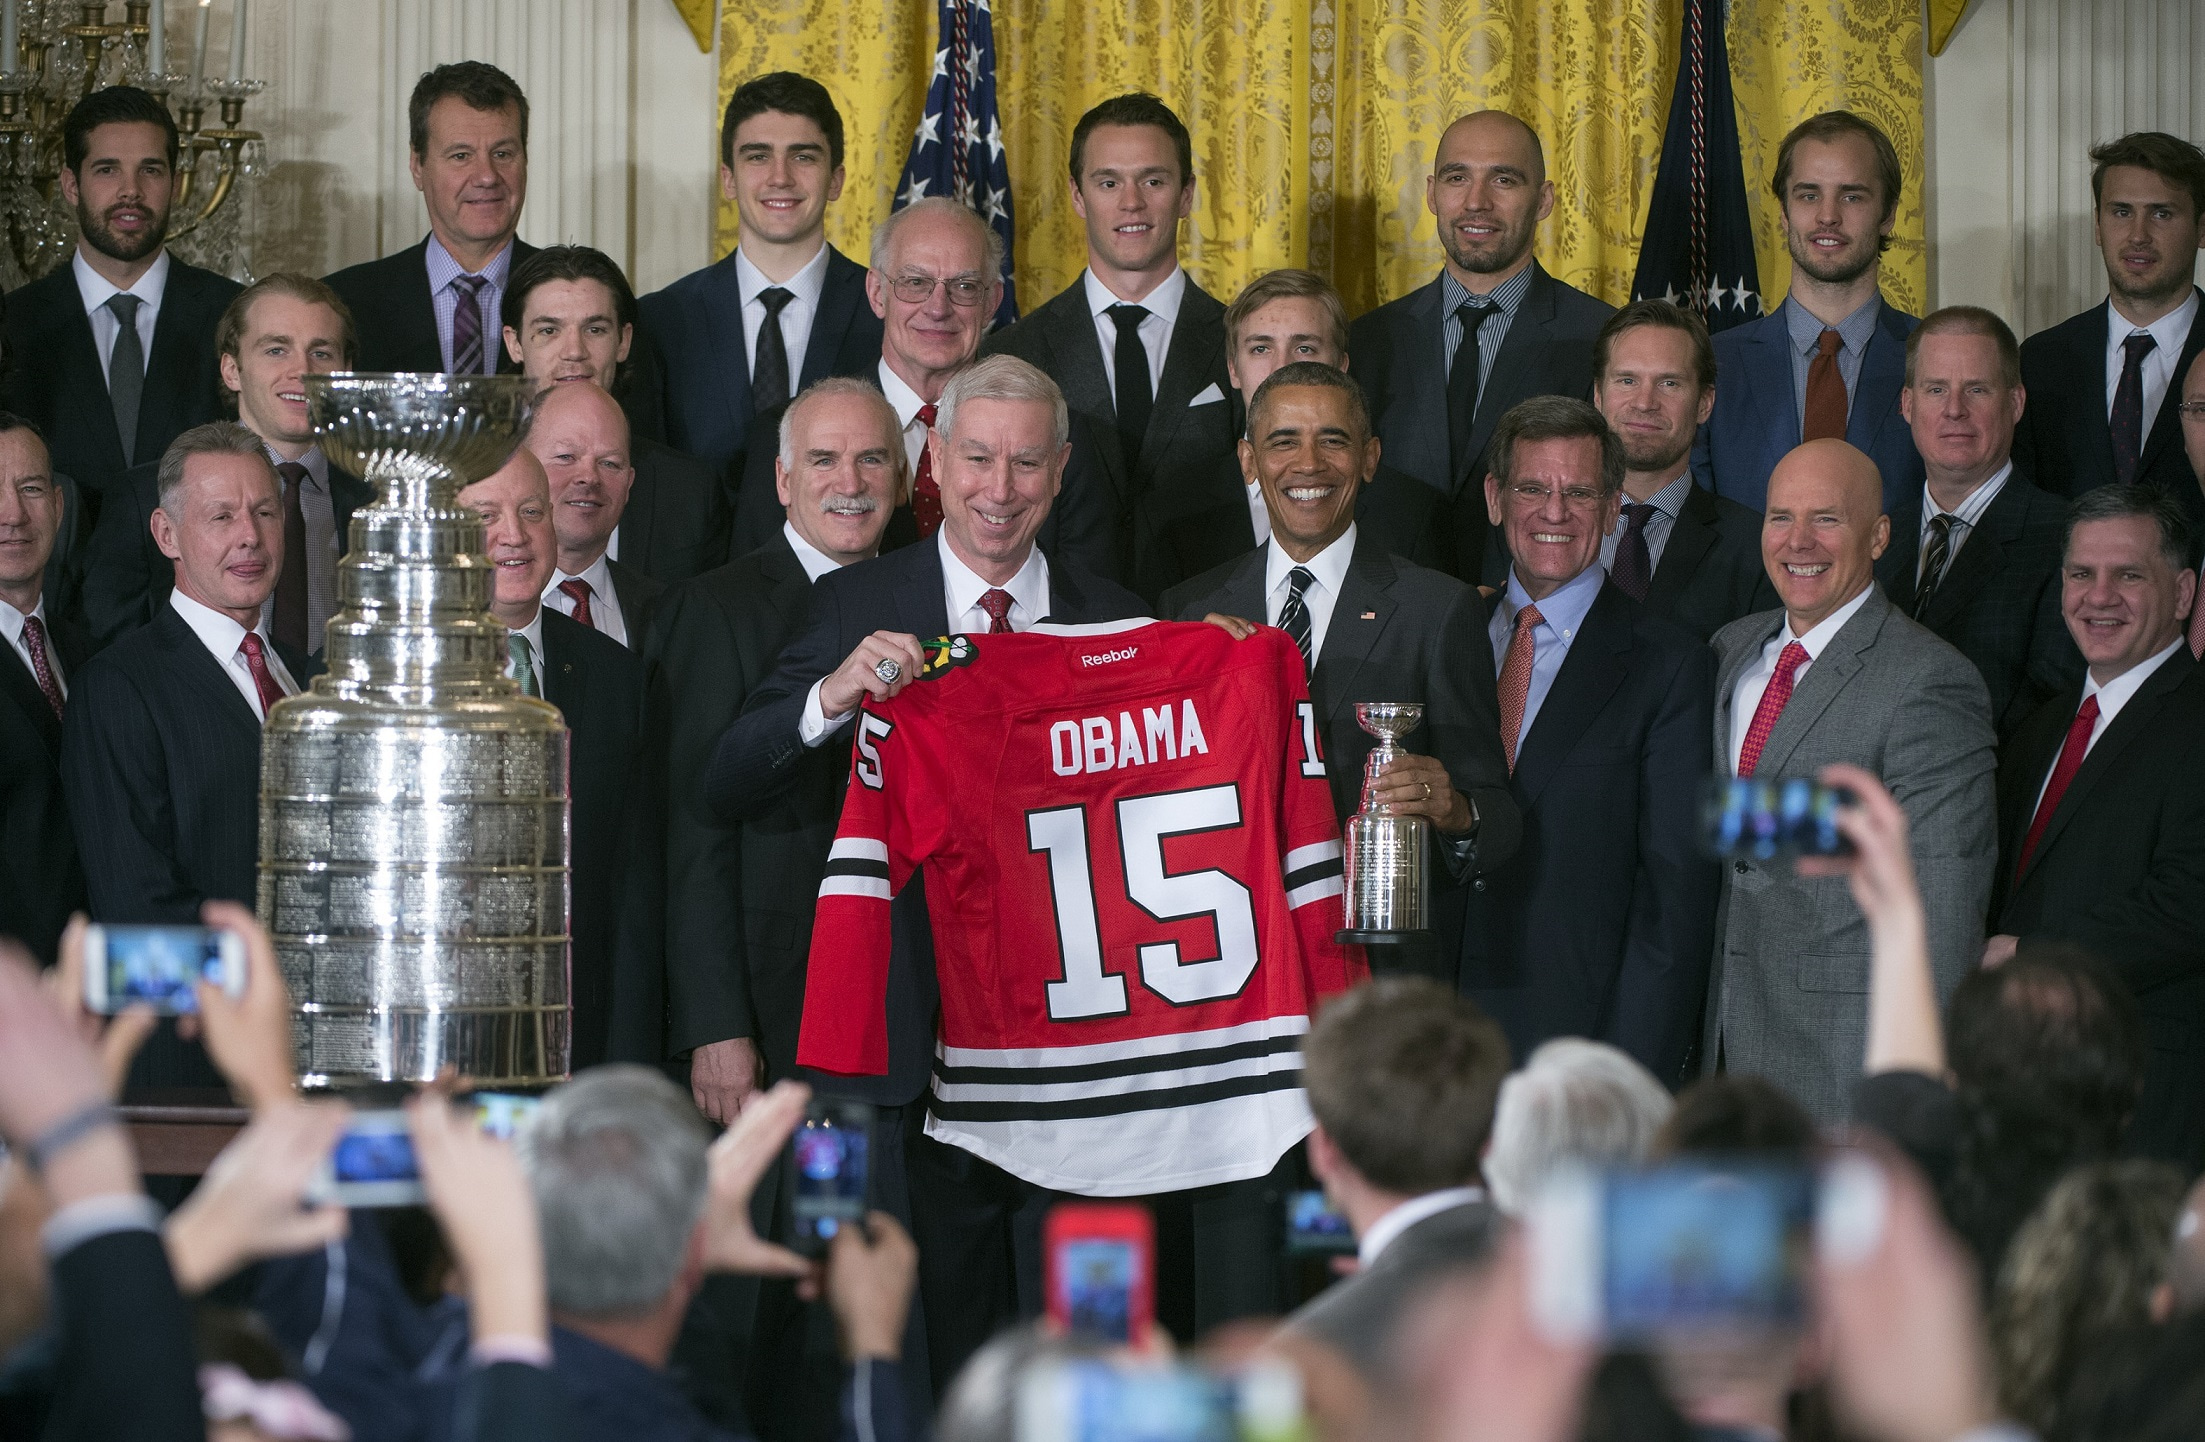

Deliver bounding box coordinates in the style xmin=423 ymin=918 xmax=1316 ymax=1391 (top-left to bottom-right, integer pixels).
xmin=1473 ymin=879 xmax=1486 ymax=893
xmin=1733 ymin=860 xmax=1749 ymax=875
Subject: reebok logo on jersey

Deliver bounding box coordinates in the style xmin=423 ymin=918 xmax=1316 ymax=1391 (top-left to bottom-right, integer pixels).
xmin=1049 ymin=699 xmax=1210 ymax=775
xmin=1078 ymin=646 xmax=1138 ymax=668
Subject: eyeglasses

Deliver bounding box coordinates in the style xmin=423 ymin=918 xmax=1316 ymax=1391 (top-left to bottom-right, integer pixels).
xmin=887 ymin=273 xmax=990 ymax=307
xmin=2177 ymin=401 xmax=2205 ymax=419
xmin=1503 ymin=482 xmax=1607 ymax=509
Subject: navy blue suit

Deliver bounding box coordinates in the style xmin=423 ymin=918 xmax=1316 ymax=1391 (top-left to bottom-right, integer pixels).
xmin=2013 ymin=290 xmax=2205 ymax=521
xmin=1692 ymin=299 xmax=1923 ymax=514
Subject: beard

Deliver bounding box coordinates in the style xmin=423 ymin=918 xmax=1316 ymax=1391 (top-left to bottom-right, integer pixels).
xmin=1620 ymin=429 xmax=1693 ymax=475
xmin=1440 ymin=211 xmax=1537 ymax=277
xmin=77 ymin=197 xmax=169 ymax=264
xmin=1785 ymin=226 xmax=1881 ymax=287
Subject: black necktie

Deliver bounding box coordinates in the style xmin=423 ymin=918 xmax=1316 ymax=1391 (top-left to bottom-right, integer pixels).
xmin=2110 ymin=331 xmax=2156 ymax=486
xmin=1913 ymin=513 xmax=1955 ymax=618
xmin=1446 ymin=295 xmax=1496 ymax=482
xmin=752 ymin=286 xmax=795 ymax=414
xmin=1277 ymin=566 xmax=1316 ymax=675
xmin=274 ymin=461 xmax=311 ymax=654
xmin=1611 ymin=502 xmax=1655 ymax=601
xmin=1108 ymin=303 xmax=1153 ymax=466
xmin=106 ymin=292 xmax=144 ymax=464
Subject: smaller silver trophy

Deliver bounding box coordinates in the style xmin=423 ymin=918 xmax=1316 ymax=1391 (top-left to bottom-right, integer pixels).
xmin=1338 ymin=702 xmax=1432 ymax=943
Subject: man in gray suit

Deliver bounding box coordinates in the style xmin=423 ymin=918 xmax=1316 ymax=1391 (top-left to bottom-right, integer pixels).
xmin=1280 ymin=977 xmax=1510 ymax=1381
xmin=1707 ymin=438 xmax=1996 ymax=1124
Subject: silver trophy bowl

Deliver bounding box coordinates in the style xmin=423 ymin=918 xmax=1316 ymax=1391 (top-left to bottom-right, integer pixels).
xmin=257 ymin=373 xmax=572 ymax=1088
xmin=1338 ymin=701 xmax=1432 ymax=943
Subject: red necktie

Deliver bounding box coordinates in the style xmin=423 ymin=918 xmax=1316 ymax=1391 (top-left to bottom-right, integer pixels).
xmin=2015 ymin=694 xmax=2100 ymax=878
xmin=911 ymin=402 xmax=942 ymax=538
xmin=1802 ymin=329 xmax=1848 ymax=442
xmin=21 ymin=615 xmax=63 ymax=717
xmin=976 ymin=587 xmax=1014 ymax=634
xmin=237 ymin=632 xmax=287 ymax=721
xmin=558 ymin=578 xmax=595 ymax=630
xmin=1736 ymin=641 xmax=1808 ymax=778
xmin=1496 ymin=603 xmax=1543 ymax=771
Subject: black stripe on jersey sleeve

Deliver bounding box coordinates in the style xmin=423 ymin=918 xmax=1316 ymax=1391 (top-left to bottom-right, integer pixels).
xmin=927 ymin=1067 xmax=1304 ymax=1123
xmin=933 ymin=1032 xmax=1305 ymax=1087
xmin=1282 ymin=857 xmax=1345 ymax=891
xmin=821 ymin=855 xmax=892 ymax=880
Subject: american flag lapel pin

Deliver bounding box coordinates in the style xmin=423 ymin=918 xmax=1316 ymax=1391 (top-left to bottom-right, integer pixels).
xmin=1360 ymin=611 xmax=1377 ymax=620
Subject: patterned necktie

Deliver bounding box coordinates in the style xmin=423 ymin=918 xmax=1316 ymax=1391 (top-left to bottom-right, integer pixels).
xmin=21 ymin=615 xmax=63 ymax=717
xmin=1736 ymin=641 xmax=1808 ymax=778
xmin=507 ymin=632 xmax=540 ymax=698
xmin=976 ymin=587 xmax=1014 ymax=634
xmin=2016 ymin=694 xmax=2100 ymax=878
xmin=274 ymin=461 xmax=311 ymax=654
xmin=1913 ymin=513 xmax=1955 ymax=619
xmin=2110 ymin=332 xmax=2157 ymax=485
xmin=1447 ymin=295 xmax=1497 ymax=480
xmin=753 ymin=286 xmax=796 ymax=414
xmin=1108 ymin=304 xmax=1153 ymax=465
xmin=1611 ymin=503 xmax=1655 ymax=601
xmin=237 ymin=632 xmax=286 ymax=720
xmin=2189 ymin=566 xmax=2205 ymax=659
xmin=911 ymin=401 xmax=943 ymax=538
xmin=1276 ymin=566 xmax=1316 ymax=675
xmin=1802 ymin=329 xmax=1848 ymax=442
xmin=558 ymin=577 xmax=596 ymax=630
xmin=449 ymin=273 xmax=489 ymax=375
xmin=1497 ymin=603 xmax=1544 ymax=771
xmin=106 ymin=292 xmax=144 ymax=464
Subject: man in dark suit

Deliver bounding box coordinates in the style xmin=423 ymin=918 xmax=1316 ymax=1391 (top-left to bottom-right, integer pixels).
xmin=501 ymin=244 xmax=730 ymax=585
xmin=1987 ymin=485 xmax=2205 ymax=1170
xmin=80 ymin=273 xmax=373 ymax=651
xmin=60 ymin=423 xmax=315 ymax=1088
xmin=456 ymin=446 xmax=647 ymax=1070
xmin=1587 ymin=300 xmax=1775 ymax=640
xmin=0 ymin=417 xmax=86 ymax=965
xmin=1 ymin=87 xmax=239 ymax=513
xmin=2014 ymin=132 xmax=2205 ymax=520
xmin=1875 ymin=307 xmax=2081 ymax=734
xmin=1452 ymin=396 xmax=1718 ymax=1085
xmin=1349 ymin=110 xmax=1615 ymax=581
xmin=636 ymin=72 xmax=882 ymax=481
xmin=1691 ymin=112 xmax=1923 ymax=514
xmin=323 ymin=63 xmax=537 ymax=376
xmin=2187 ymin=348 xmax=2205 ymax=652
xmin=1161 ymin=362 xmax=1521 ymax=968
xmin=522 ymin=381 xmax=663 ymax=648
xmin=982 ymin=93 xmax=1238 ymax=604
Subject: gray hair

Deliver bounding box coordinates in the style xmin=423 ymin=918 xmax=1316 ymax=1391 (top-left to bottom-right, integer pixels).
xmin=936 ymin=353 xmax=1070 ymax=450
xmin=777 ymin=375 xmax=909 ymax=486
xmin=515 ymin=1064 xmax=710 ymax=1318
xmin=868 ymin=195 xmax=1006 ymax=289
xmin=154 ymin=420 xmax=278 ymax=513
xmin=1483 ymin=1038 xmax=1674 ymax=1216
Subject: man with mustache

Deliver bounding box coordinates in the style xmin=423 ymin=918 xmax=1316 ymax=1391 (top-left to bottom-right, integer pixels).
xmin=1691 ymin=111 xmax=1924 ymax=514
xmin=0 ymin=87 xmax=239 ymax=512
xmin=2014 ymin=132 xmax=2205 ymax=519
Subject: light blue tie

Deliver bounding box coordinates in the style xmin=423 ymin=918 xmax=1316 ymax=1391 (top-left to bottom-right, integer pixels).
xmin=507 ymin=632 xmax=540 ymax=697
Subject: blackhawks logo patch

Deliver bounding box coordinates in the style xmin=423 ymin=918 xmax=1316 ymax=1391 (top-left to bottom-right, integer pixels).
xmin=917 ymin=635 xmax=977 ymax=679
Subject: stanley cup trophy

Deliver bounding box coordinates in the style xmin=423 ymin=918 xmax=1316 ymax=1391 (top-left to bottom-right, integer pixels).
xmin=1337 ymin=702 xmax=1432 ymax=944
xmin=257 ymin=374 xmax=571 ymax=1089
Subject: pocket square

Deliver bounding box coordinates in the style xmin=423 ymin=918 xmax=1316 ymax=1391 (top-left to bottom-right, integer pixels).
xmin=1188 ymin=382 xmax=1225 ymax=406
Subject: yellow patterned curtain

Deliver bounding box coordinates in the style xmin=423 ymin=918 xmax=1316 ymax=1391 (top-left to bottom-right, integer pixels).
xmin=716 ymin=0 xmax=1924 ymax=316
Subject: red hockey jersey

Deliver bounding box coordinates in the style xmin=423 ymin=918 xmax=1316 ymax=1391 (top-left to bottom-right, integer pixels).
xmin=799 ymin=619 xmax=1365 ymax=1195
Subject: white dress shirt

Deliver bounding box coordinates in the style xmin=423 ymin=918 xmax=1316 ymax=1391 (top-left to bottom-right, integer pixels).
xmin=1727 ymin=584 xmax=1875 ymax=776
xmin=1264 ymin=525 xmax=1356 ymax=661
xmin=1085 ymin=266 xmax=1186 ymax=396
xmin=0 ymin=596 xmax=64 ymax=699
xmin=1918 ymin=462 xmax=2010 ymax=581
xmin=2031 ymin=637 xmax=2185 ymax=816
xmin=1358 ymin=1186 xmax=1484 ymax=1267
xmin=543 ymin=552 xmax=628 ymax=647
xmin=73 ymin=247 xmax=169 ymax=382
xmin=878 ymin=359 xmax=935 ymax=475
xmin=782 ymin=520 xmax=842 ymax=583
xmin=2104 ymin=289 xmax=2199 ymax=437
xmin=738 ymin=244 xmax=830 ymax=388
xmin=168 ymin=589 xmax=298 ymax=723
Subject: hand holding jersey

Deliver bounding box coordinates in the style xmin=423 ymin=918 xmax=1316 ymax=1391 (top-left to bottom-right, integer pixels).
xmin=819 ymin=630 xmax=928 ymax=718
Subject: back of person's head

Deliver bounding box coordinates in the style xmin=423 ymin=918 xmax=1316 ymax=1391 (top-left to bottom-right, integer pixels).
xmin=1990 ymin=1158 xmax=2188 ymax=1437
xmin=2164 ymin=1177 xmax=2205 ymax=1318
xmin=1652 ymin=1075 xmax=1819 ymax=1161
xmin=516 ymin=1064 xmax=710 ymax=1319
xmin=1302 ymin=978 xmax=1511 ymax=1196
xmin=1484 ymin=1039 xmax=1672 ymax=1216
xmin=935 ymin=1324 xmax=1111 ymax=1442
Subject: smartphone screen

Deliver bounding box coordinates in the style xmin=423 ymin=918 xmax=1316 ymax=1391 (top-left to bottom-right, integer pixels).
xmin=313 ymin=1112 xmax=426 ymax=1207
xmin=790 ymin=1100 xmax=872 ymax=1253
xmin=1599 ymin=1164 xmax=1814 ymax=1339
xmin=1703 ymin=777 xmax=1854 ymax=862
xmin=93 ymin=925 xmax=235 ymax=1013
xmin=1283 ymin=1189 xmax=1357 ymax=1256
xmin=1015 ymin=1360 xmax=1237 ymax=1442
xmin=1060 ymin=1238 xmax=1138 ymax=1344
xmin=471 ymin=1092 xmax=541 ymax=1140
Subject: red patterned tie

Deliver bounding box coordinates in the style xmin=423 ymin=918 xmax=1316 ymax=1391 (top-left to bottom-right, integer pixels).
xmin=976 ymin=587 xmax=1014 ymax=634
xmin=558 ymin=577 xmax=595 ymax=630
xmin=2015 ymin=694 xmax=2100 ymax=878
xmin=237 ymin=632 xmax=286 ymax=720
xmin=1735 ymin=641 xmax=1808 ymax=778
xmin=21 ymin=615 xmax=63 ymax=717
xmin=911 ymin=402 xmax=942 ymax=538
xmin=1496 ymin=603 xmax=1543 ymax=771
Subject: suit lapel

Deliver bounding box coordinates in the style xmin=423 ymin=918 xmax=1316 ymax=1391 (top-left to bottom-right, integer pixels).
xmin=51 ymin=283 xmax=125 ymax=475
xmin=396 ymin=241 xmax=442 ymax=375
xmin=0 ymin=643 xmax=61 ymax=753
xmin=331 ymin=466 xmax=372 ymax=557
xmin=2067 ymin=305 xmax=2116 ymax=486
xmin=1740 ymin=320 xmax=1799 ymax=470
xmin=1845 ymin=303 xmax=1910 ymax=462
xmin=1313 ymin=538 xmax=1397 ymax=727
xmin=1136 ymin=282 xmax=1225 ymax=473
xmin=1713 ymin=611 xmax=1783 ymax=771
xmin=1511 ymin=583 xmax=1634 ymax=807
xmin=704 ymin=253 xmax=754 ymax=441
xmin=1041 ymin=284 xmax=1123 ymax=482
xmin=139 ymin=263 xmax=210 ymax=460
xmin=890 ymin=540 xmax=952 ymax=637
xmin=1646 ymin=485 xmax=1720 ymax=612
xmin=153 ymin=606 xmax=263 ymax=736
xmin=803 ymin=248 xmax=865 ymax=388
xmin=1750 ymin=591 xmax=1887 ymax=779
xmin=1394 ymin=280 xmax=1450 ymax=488
xmin=2137 ymin=287 xmax=2205 ymax=478
xmin=2019 ymin=650 xmax=2194 ymax=882
xmin=1918 ymin=482 xmax=2020 ymax=628
xmin=1457 ymin=265 xmax=1557 ymax=495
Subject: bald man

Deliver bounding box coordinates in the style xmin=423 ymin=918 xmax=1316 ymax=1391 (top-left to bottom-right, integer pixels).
xmin=525 ymin=379 xmax=663 ymax=648
xmin=1350 ymin=109 xmax=1615 ymax=581
xmin=1706 ymin=438 xmax=1996 ymax=1124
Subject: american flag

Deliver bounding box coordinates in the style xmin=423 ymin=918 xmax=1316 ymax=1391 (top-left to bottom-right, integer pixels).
xmin=892 ymin=0 xmax=1018 ymax=328
xmin=1630 ymin=0 xmax=1762 ymax=331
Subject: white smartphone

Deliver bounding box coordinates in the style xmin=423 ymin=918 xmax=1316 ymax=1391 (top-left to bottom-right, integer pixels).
xmin=81 ymin=924 xmax=247 ymax=1015
xmin=309 ymin=1111 xmax=427 ymax=1208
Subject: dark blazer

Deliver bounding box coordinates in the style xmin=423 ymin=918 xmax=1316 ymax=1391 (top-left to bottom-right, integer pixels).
xmin=2014 ymin=290 xmax=2205 ymax=520
xmin=982 ymin=273 xmax=1239 ymax=604
xmin=538 ymin=607 xmax=649 ymax=1070
xmin=80 ymin=454 xmax=374 ymax=650
xmin=0 ymin=610 xmax=88 ymax=964
xmin=619 ymin=436 xmax=730 ymax=586
xmin=635 ymin=244 xmax=883 ymax=478
xmin=705 ymin=538 xmax=1144 ymax=1104
xmin=1874 ymin=472 xmax=2081 ymax=735
xmin=323 ymin=236 xmax=540 ymax=376
xmin=43 ymin=1227 xmax=204 ymax=1442
xmin=1993 ymin=651 xmax=2205 ymax=1170
xmin=1281 ymin=1198 xmax=1497 ymax=1382
xmin=0 ymin=254 xmax=240 ymax=505
xmin=601 ymin=556 xmax=664 ymax=649
xmin=1642 ymin=483 xmax=1778 ymax=642
xmin=1457 ymin=580 xmax=1719 ymax=1085
xmin=1692 ymin=297 xmax=1923 ymax=513
xmin=1349 ymin=263 xmax=1615 ymax=578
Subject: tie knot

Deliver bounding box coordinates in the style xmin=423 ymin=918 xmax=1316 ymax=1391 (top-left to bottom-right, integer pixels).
xmin=450 ymin=273 xmax=486 ymax=300
xmin=1456 ymin=296 xmax=1495 ymax=324
xmin=977 ymin=587 xmax=1014 ymax=630
xmin=1514 ymin=602 xmax=1545 ymax=633
xmin=1815 ymin=328 xmax=1841 ymax=358
xmin=1773 ymin=639 xmax=1809 ymax=681
xmin=1927 ymin=511 xmax=1954 ymax=538
xmin=2077 ymin=693 xmax=2101 ymax=724
xmin=1108 ymin=303 xmax=1149 ymax=336
xmin=758 ymin=285 xmax=795 ymax=317
xmin=239 ymin=631 xmax=265 ymax=661
xmin=507 ymin=631 xmax=532 ymax=665
xmin=1620 ymin=502 xmax=1655 ymax=534
xmin=276 ymin=460 xmax=309 ymax=486
xmin=106 ymin=291 xmax=141 ymax=323
xmin=2123 ymin=331 xmax=2158 ymax=362
xmin=1286 ymin=565 xmax=1315 ymax=599
xmin=558 ymin=577 xmax=593 ymax=606
xmin=916 ymin=402 xmax=937 ymax=429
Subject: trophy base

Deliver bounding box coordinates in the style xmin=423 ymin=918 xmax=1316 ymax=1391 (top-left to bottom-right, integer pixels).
xmin=1336 ymin=928 xmax=1435 ymax=945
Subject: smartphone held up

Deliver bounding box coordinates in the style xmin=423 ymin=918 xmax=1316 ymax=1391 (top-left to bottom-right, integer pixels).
xmin=81 ymin=924 xmax=246 ymax=1014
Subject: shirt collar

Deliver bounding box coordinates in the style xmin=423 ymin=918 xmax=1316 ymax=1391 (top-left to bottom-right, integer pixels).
xmin=169 ymin=586 xmax=265 ymax=660
xmin=782 ymin=519 xmax=843 ymax=583
xmin=1924 ymin=460 xmax=2010 ymax=528
xmin=550 ymin=551 xmax=615 ymax=597
xmin=1358 ymin=1186 xmax=1484 ymax=1267
xmin=507 ymin=606 xmax=545 ymax=663
xmin=876 ymin=358 xmax=930 ymax=427
xmin=2082 ymin=636 xmax=2186 ymax=711
xmin=736 ymin=241 xmax=831 ymax=312
xmin=1499 ymin=559 xmax=1605 ymax=637
xmin=264 ymin=440 xmax=328 ymax=488
xmin=0 ymin=594 xmax=43 ymax=647
xmin=1783 ymin=581 xmax=1876 ymax=653
xmin=1632 ymin=469 xmax=1696 ymax=522
xmin=938 ymin=528 xmax=1048 ymax=623
xmin=2107 ymin=288 xmax=2200 ymax=356
xmin=73 ymin=246 xmax=171 ymax=316
xmin=424 ymin=232 xmax=515 ymax=289
xmin=1783 ymin=291 xmax=1882 ymax=357
xmin=1439 ymin=261 xmax=1535 ymax=320
xmin=1264 ymin=524 xmax=1357 ymax=603
xmin=1084 ymin=265 xmax=1186 ymax=325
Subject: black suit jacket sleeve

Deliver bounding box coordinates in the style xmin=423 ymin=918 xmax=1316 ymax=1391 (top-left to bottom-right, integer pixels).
xmin=451 ymin=1362 xmax=575 ymax=1442
xmin=59 ymin=652 xmax=202 ymax=920
xmin=703 ymin=575 xmax=845 ymax=824
xmin=1431 ymin=585 xmax=1521 ymax=873
xmin=44 ymin=1227 xmax=204 ymax=1442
